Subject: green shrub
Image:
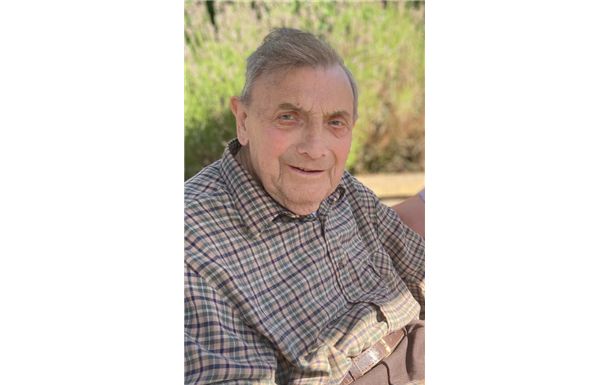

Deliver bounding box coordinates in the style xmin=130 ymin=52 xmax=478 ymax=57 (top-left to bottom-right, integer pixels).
xmin=185 ymin=1 xmax=424 ymax=180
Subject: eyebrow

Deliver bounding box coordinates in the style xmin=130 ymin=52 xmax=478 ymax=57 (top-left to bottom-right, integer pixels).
xmin=277 ymin=103 xmax=352 ymax=120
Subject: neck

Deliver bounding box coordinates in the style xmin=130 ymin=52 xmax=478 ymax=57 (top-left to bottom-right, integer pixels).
xmin=235 ymin=145 xmax=257 ymax=180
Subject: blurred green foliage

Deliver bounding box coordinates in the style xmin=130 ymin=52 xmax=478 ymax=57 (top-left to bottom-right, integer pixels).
xmin=185 ymin=1 xmax=424 ymax=180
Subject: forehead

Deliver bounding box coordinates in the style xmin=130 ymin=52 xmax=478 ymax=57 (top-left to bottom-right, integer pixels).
xmin=249 ymin=65 xmax=354 ymax=115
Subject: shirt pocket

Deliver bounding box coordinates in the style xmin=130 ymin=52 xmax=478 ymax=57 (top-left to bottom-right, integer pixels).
xmin=338 ymin=240 xmax=389 ymax=304
xmin=370 ymin=249 xmax=421 ymax=329
xmin=370 ymin=248 xmax=418 ymax=296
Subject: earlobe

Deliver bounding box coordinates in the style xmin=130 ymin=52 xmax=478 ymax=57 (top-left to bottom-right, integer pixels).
xmin=230 ymin=96 xmax=249 ymax=146
xmin=236 ymin=124 xmax=248 ymax=146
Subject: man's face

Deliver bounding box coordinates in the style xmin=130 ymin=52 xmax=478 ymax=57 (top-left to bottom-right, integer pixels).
xmin=231 ymin=65 xmax=355 ymax=216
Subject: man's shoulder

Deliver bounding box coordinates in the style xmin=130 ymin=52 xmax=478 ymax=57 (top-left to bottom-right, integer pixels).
xmin=340 ymin=172 xmax=382 ymax=211
xmin=184 ymin=159 xmax=230 ymax=209
xmin=342 ymin=172 xmax=375 ymax=194
xmin=184 ymin=160 xmax=242 ymax=260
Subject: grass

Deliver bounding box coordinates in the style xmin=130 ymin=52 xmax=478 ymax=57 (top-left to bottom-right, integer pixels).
xmin=184 ymin=1 xmax=425 ymax=180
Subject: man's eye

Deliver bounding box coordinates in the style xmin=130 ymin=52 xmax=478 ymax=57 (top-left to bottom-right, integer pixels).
xmin=329 ymin=120 xmax=349 ymax=130
xmin=329 ymin=120 xmax=350 ymax=136
xmin=278 ymin=114 xmax=296 ymax=121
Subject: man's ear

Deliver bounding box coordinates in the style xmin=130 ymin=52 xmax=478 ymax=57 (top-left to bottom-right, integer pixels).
xmin=230 ymin=96 xmax=249 ymax=146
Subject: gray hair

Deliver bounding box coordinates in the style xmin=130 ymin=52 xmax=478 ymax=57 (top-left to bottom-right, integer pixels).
xmin=240 ymin=28 xmax=359 ymax=118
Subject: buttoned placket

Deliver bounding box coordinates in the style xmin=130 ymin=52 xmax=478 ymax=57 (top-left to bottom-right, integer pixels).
xmin=319 ymin=194 xmax=352 ymax=294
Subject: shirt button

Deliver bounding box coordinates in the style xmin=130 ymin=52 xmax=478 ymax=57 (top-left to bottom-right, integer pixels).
xmin=337 ymin=259 xmax=346 ymax=268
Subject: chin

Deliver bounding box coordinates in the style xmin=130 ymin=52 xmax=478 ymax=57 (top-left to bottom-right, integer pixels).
xmin=286 ymin=194 xmax=327 ymax=213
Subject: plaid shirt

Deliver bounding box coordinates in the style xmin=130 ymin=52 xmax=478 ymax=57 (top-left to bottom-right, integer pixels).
xmin=185 ymin=140 xmax=425 ymax=385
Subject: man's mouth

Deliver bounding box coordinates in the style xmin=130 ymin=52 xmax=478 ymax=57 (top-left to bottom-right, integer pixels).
xmin=289 ymin=165 xmax=324 ymax=174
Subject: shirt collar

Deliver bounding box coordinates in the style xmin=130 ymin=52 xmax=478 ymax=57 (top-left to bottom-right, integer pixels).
xmin=220 ymin=139 xmax=347 ymax=237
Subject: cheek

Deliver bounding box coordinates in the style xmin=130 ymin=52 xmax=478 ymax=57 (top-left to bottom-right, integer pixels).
xmin=253 ymin=127 xmax=293 ymax=168
xmin=333 ymin=136 xmax=352 ymax=166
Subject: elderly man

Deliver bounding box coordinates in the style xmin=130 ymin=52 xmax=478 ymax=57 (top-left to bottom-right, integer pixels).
xmin=185 ymin=28 xmax=425 ymax=385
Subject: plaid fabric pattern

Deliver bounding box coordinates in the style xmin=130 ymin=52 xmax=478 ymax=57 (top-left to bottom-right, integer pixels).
xmin=185 ymin=140 xmax=425 ymax=385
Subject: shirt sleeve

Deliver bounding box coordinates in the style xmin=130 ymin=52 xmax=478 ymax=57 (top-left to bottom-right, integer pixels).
xmin=375 ymin=200 xmax=425 ymax=320
xmin=185 ymin=262 xmax=280 ymax=385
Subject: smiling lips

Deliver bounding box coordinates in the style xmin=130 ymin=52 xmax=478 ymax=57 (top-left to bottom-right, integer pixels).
xmin=289 ymin=165 xmax=324 ymax=175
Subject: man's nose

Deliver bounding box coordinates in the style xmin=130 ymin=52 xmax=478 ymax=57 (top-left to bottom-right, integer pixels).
xmin=296 ymin=124 xmax=327 ymax=159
